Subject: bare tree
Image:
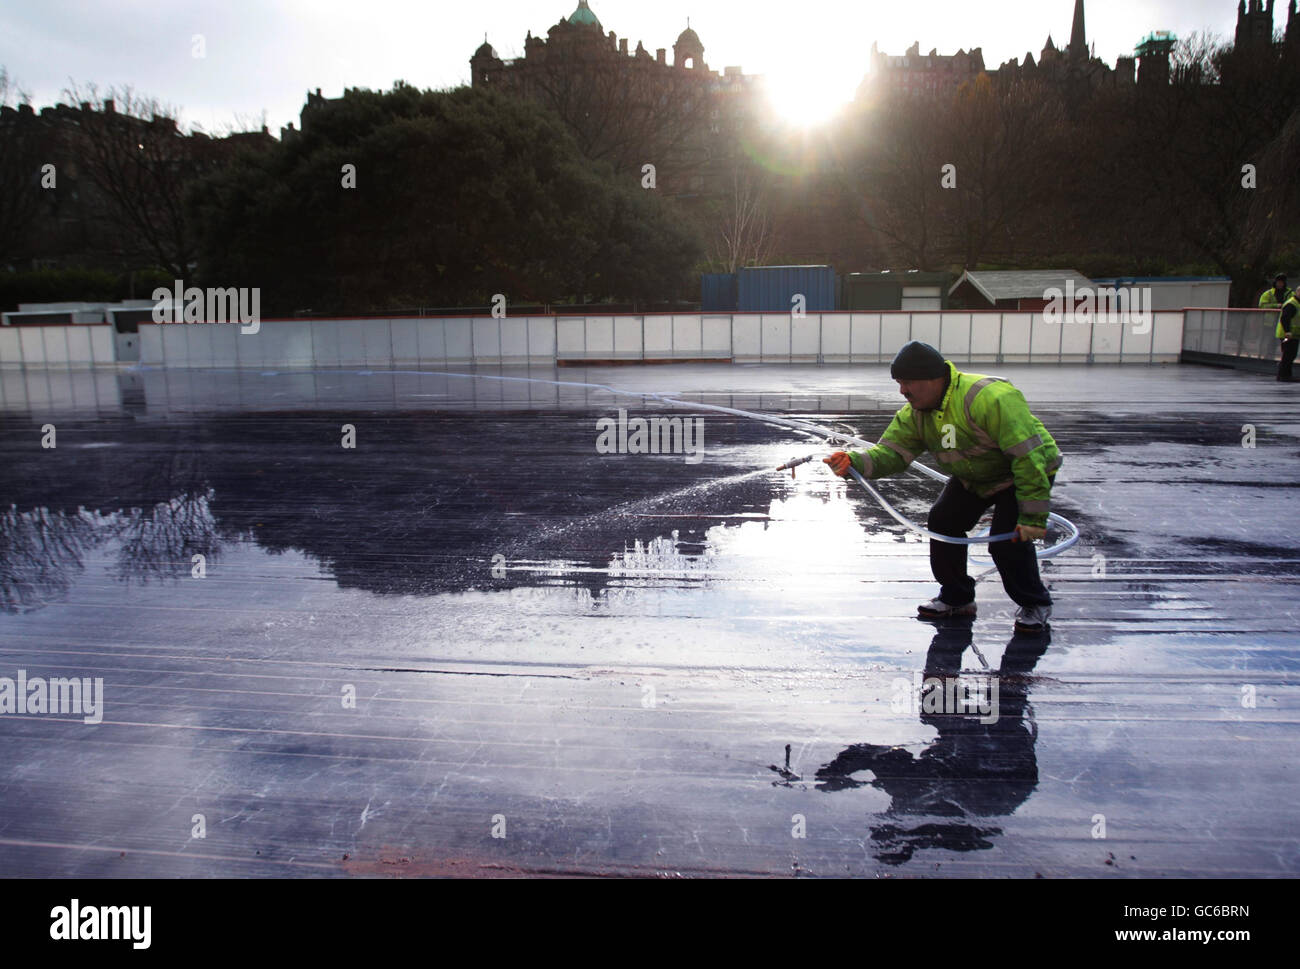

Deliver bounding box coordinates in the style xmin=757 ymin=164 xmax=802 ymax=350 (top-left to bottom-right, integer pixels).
xmin=942 ymin=75 xmax=1068 ymax=267
xmin=1122 ymin=32 xmax=1300 ymax=303
xmin=524 ymin=47 xmax=715 ymax=182
xmin=841 ymin=93 xmax=952 ymax=269
xmin=1242 ymin=105 xmax=1300 ymax=276
xmin=62 ymin=83 xmax=207 ymax=275
xmin=0 ymin=68 xmax=43 ymax=265
xmin=707 ymin=163 xmax=781 ymax=271
xmin=1171 ymin=31 xmax=1224 ymax=85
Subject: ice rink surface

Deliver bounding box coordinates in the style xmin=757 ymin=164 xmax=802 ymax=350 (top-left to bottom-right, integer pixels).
xmin=1 ymin=362 xmax=1297 ymax=877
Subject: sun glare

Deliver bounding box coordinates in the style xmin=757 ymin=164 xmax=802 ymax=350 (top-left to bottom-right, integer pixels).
xmin=762 ymin=66 xmax=853 ymax=128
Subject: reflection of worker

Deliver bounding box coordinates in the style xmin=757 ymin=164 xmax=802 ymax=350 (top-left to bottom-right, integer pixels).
xmin=1259 ymin=273 xmax=1294 ymax=311
xmin=825 ymin=342 xmax=1060 ymax=633
xmin=815 ymin=624 xmax=1048 ymax=866
xmin=1277 ymin=290 xmax=1300 ymax=383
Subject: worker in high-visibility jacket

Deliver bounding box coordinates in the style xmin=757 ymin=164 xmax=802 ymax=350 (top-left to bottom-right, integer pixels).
xmin=1277 ymin=291 xmax=1300 ymax=382
xmin=1259 ymin=273 xmax=1294 ymax=311
xmin=825 ymin=342 xmax=1061 ymax=633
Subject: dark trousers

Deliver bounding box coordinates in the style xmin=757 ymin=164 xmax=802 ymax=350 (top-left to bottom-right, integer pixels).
xmin=1279 ymin=338 xmax=1297 ymax=381
xmin=927 ymin=477 xmax=1052 ymax=609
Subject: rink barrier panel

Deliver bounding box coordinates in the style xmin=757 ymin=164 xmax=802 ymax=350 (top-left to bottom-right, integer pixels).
xmin=7 ymin=306 xmax=1268 ymax=369
xmin=1180 ymin=307 xmax=1284 ymax=371
xmin=132 ymin=310 xmax=1185 ymax=369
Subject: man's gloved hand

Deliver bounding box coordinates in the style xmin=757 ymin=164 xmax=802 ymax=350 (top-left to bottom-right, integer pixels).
xmin=1013 ymin=524 xmax=1047 ymax=543
xmin=823 ymin=451 xmax=852 ymax=477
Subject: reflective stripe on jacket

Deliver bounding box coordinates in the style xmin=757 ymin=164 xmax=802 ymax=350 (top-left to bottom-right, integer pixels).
xmin=848 ymin=360 xmax=1061 ymax=528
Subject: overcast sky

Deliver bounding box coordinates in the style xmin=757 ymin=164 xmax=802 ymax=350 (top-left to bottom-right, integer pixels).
xmin=0 ymin=1 xmax=1273 ymax=134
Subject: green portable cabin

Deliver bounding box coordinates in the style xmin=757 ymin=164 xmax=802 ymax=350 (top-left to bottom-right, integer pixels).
xmin=840 ymin=271 xmax=953 ymax=311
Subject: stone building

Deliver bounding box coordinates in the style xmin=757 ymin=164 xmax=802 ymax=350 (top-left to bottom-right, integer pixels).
xmin=1234 ymin=0 xmax=1300 ymax=51
xmin=861 ymin=42 xmax=987 ymax=98
xmin=468 ymin=2 xmax=765 ymax=198
xmin=1 ymin=98 xmax=272 ymax=271
xmin=863 ymin=1 xmax=1141 ymax=98
xmin=864 ymin=0 xmax=1300 ymax=103
xmin=993 ymin=0 xmax=1137 ymax=93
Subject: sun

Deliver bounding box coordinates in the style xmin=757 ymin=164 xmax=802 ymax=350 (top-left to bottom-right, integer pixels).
xmin=761 ymin=64 xmax=854 ymax=128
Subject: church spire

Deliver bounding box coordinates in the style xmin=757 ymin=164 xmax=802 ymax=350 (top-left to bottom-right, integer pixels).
xmin=1069 ymin=0 xmax=1087 ymax=60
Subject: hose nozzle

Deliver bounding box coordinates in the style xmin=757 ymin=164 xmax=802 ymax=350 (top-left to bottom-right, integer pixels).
xmin=776 ymin=453 xmax=819 ymax=478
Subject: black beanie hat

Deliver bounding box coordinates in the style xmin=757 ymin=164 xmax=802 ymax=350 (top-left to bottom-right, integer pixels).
xmin=890 ymin=341 xmax=948 ymax=380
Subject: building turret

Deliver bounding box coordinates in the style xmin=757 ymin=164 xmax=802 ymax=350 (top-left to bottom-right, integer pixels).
xmin=1135 ymin=30 xmax=1175 ymax=85
xmin=567 ymin=1 xmax=601 ymax=29
xmin=674 ymin=22 xmax=705 ymax=70
xmin=471 ymin=38 xmax=504 ymax=87
xmin=1236 ymin=0 xmax=1276 ymax=51
xmin=1069 ymin=0 xmax=1087 ymax=61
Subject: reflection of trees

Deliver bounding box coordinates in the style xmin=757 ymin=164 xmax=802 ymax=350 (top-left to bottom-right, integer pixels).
xmin=0 ymin=437 xmax=224 ymax=605
xmin=106 ymin=448 xmax=223 ymax=584
xmin=111 ymin=488 xmax=222 ymax=584
xmin=0 ymin=489 xmax=223 ymax=609
xmin=0 ymin=505 xmax=106 ymax=613
xmin=190 ymin=411 xmax=791 ymax=598
xmin=0 ymin=410 xmax=801 ymax=600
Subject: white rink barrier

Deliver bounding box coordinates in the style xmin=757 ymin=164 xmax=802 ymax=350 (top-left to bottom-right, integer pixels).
xmin=2 ymin=311 xmax=1185 ymax=369
xmin=0 ymin=324 xmax=117 ymax=369
xmin=1182 ymin=308 xmax=1283 ymax=367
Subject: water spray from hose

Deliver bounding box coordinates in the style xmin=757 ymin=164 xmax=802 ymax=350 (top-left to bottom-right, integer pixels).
xmin=776 ymin=449 xmax=1079 ymax=558
xmin=147 ymin=364 xmax=1081 ymax=559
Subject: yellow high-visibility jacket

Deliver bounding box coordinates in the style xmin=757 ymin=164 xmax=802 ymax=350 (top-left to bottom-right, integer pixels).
xmin=1277 ymin=294 xmax=1300 ymax=339
xmin=849 ymin=361 xmax=1062 ymax=528
xmin=1260 ymin=287 xmax=1295 ymax=310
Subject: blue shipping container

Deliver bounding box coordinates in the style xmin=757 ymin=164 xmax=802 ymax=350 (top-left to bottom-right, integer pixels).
xmin=737 ymin=266 xmax=837 ymax=313
xmin=701 ymin=273 xmax=738 ymax=312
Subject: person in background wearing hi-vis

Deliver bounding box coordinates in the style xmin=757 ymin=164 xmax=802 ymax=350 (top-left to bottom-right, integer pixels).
xmin=1259 ymin=273 xmax=1294 ymax=312
xmin=1278 ymin=290 xmax=1300 ymax=382
xmin=824 ymin=342 xmax=1061 ymax=634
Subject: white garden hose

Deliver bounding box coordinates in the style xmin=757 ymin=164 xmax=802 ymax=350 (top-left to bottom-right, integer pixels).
xmin=776 ymin=450 xmax=1080 ymax=558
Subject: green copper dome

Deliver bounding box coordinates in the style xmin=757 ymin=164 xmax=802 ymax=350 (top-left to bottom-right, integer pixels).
xmin=568 ymin=1 xmax=601 ymax=28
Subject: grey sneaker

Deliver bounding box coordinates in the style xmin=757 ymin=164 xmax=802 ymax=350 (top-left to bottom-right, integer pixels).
xmin=1014 ymin=605 xmax=1052 ymax=633
xmin=917 ymin=598 xmax=977 ymax=619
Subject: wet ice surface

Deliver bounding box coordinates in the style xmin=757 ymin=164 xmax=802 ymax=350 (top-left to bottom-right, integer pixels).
xmin=1 ymin=363 xmax=1298 ymax=877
